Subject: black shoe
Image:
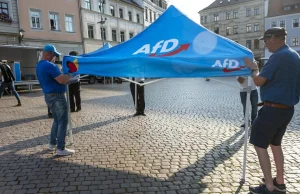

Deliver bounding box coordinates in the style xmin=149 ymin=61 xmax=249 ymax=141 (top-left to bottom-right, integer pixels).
xmin=76 ymin=107 xmax=81 ymax=112
xmin=133 ymin=112 xmax=140 ymax=117
xmin=48 ymin=113 xmax=53 ymax=118
xmin=262 ymin=178 xmax=286 ymax=193
xmin=17 ymin=102 xmax=21 ymax=106
xmin=249 ymin=184 xmax=276 ymax=194
xmin=70 ymin=109 xmax=76 ymax=112
xmin=241 ymin=124 xmax=245 ymax=127
xmin=140 ymin=112 xmax=146 ymax=116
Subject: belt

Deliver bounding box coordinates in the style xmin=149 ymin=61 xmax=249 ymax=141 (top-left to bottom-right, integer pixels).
xmin=47 ymin=92 xmax=64 ymax=96
xmin=258 ymin=102 xmax=293 ymax=109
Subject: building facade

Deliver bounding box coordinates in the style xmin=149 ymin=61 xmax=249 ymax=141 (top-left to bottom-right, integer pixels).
xmin=0 ymin=0 xmax=19 ymax=45
xmin=199 ymin=0 xmax=265 ymax=61
xmin=18 ymin=0 xmax=83 ymax=57
xmin=80 ymin=0 xmax=144 ymax=53
xmin=143 ymin=0 xmax=167 ymax=27
xmin=265 ymin=0 xmax=300 ymax=58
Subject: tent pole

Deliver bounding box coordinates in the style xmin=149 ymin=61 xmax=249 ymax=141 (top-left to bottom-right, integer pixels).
xmin=241 ymin=76 xmax=251 ymax=184
xmin=112 ymin=77 xmax=113 ymax=88
xmin=66 ymin=79 xmax=73 ymax=144
xmin=135 ymin=81 xmax=137 ymax=109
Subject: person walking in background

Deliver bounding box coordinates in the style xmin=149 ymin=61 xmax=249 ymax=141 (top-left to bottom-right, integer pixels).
xmin=130 ymin=78 xmax=146 ymax=116
xmin=237 ymin=76 xmax=258 ymax=127
xmin=0 ymin=61 xmax=21 ymax=106
xmin=68 ymin=51 xmax=81 ymax=112
xmin=36 ymin=44 xmax=75 ymax=156
xmin=245 ymin=27 xmax=300 ymax=194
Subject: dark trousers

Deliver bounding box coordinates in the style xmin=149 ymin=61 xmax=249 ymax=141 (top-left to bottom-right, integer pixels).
xmin=240 ymin=90 xmax=258 ymax=124
xmin=130 ymin=82 xmax=145 ymax=113
xmin=69 ymin=82 xmax=81 ymax=111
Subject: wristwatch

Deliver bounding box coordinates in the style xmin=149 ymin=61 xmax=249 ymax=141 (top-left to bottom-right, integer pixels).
xmin=251 ymin=68 xmax=259 ymax=73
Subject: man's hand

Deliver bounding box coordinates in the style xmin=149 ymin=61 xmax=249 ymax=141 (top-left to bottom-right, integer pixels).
xmin=244 ymin=58 xmax=258 ymax=70
xmin=237 ymin=76 xmax=244 ymax=84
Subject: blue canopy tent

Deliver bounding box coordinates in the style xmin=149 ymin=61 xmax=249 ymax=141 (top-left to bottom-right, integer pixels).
xmin=63 ymin=5 xmax=253 ymax=183
xmin=81 ymin=43 xmax=112 ymax=57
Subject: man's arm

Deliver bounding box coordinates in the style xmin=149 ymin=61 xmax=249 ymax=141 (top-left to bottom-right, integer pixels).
xmin=244 ymin=58 xmax=267 ymax=86
xmin=55 ymin=74 xmax=70 ymax=84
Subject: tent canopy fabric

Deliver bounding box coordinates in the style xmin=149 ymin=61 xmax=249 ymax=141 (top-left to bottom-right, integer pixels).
xmin=63 ymin=5 xmax=253 ymax=78
xmin=81 ymin=43 xmax=112 ymax=57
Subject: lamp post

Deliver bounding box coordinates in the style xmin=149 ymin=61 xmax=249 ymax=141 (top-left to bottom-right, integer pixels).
xmin=97 ymin=0 xmax=107 ymax=46
xmin=18 ymin=29 xmax=25 ymax=45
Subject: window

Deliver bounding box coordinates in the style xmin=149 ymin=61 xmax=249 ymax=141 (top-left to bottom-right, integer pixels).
xmin=101 ymin=27 xmax=106 ymax=40
xmin=254 ymin=39 xmax=259 ymax=49
xmin=145 ymin=7 xmax=148 ymax=20
xmin=88 ymin=25 xmax=94 ymax=38
xmin=204 ymin=15 xmax=207 ymax=23
xmin=150 ymin=10 xmax=152 ymax=22
xmin=154 ymin=12 xmax=156 ymax=20
xmin=0 ymin=2 xmax=9 ymax=14
xmin=120 ymin=31 xmax=125 ymax=42
xmin=233 ymin=26 xmax=238 ymax=34
xmin=119 ymin=8 xmax=123 ymax=18
xmin=226 ymin=12 xmax=231 ymax=20
xmin=214 ymin=14 xmax=219 ymax=22
xmin=271 ymin=21 xmax=277 ymax=27
xmin=254 ymin=23 xmax=259 ymax=32
xmin=293 ymin=19 xmax=299 ymax=28
xmin=129 ymin=32 xmax=134 ymax=39
xmin=201 ymin=16 xmax=203 ymax=23
xmin=49 ymin=13 xmax=59 ymax=31
xmin=110 ymin=5 xmax=115 ymax=16
xmin=112 ymin=29 xmax=117 ymax=41
xmin=214 ymin=27 xmax=219 ymax=34
xmin=65 ymin=15 xmax=74 ymax=32
xmin=85 ymin=0 xmax=91 ymax=10
xmin=292 ymin=38 xmax=299 ymax=46
xmin=246 ymin=24 xmax=252 ymax=32
xmin=284 ymin=6 xmax=290 ymax=11
xmin=246 ymin=40 xmax=251 ymax=49
xmin=226 ymin=27 xmax=232 ymax=35
xmin=233 ymin=11 xmax=238 ymax=19
xmin=99 ymin=1 xmax=105 ymax=13
xmin=30 ymin=10 xmax=41 ymax=29
xmin=136 ymin=14 xmax=140 ymax=23
xmin=246 ymin=8 xmax=251 ymax=17
xmin=280 ymin=20 xmax=285 ymax=28
xmin=128 ymin=11 xmax=132 ymax=21
xmin=296 ymin=5 xmax=299 ymax=9
xmin=254 ymin=7 xmax=259 ymax=15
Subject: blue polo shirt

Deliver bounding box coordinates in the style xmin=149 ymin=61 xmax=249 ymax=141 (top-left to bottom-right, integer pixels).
xmin=260 ymin=45 xmax=300 ymax=106
xmin=36 ymin=60 xmax=66 ymax=94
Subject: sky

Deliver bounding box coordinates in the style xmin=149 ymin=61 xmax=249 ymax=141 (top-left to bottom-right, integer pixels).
xmin=167 ymin=0 xmax=215 ymax=24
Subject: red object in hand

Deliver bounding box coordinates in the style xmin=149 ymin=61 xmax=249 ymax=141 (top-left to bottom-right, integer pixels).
xmin=66 ymin=61 xmax=78 ymax=73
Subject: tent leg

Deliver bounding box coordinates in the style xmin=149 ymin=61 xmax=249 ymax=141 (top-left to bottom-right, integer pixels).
xmin=241 ymin=76 xmax=251 ymax=184
xmin=135 ymin=82 xmax=137 ymax=110
xmin=66 ymin=81 xmax=73 ymax=145
xmin=112 ymin=77 xmax=113 ymax=88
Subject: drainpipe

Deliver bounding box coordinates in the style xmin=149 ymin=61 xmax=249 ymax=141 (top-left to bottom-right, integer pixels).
xmin=78 ymin=0 xmax=86 ymax=54
xmin=116 ymin=0 xmax=120 ymax=43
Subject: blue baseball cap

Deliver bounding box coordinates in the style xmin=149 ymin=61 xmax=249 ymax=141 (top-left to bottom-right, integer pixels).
xmin=43 ymin=44 xmax=61 ymax=57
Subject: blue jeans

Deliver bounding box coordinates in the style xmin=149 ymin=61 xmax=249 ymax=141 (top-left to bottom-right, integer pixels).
xmin=240 ymin=90 xmax=258 ymax=124
xmin=45 ymin=93 xmax=68 ymax=150
xmin=0 ymin=81 xmax=21 ymax=102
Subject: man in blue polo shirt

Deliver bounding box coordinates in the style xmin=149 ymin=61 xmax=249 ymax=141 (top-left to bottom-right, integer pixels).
xmin=36 ymin=44 xmax=75 ymax=156
xmin=245 ymin=27 xmax=300 ymax=194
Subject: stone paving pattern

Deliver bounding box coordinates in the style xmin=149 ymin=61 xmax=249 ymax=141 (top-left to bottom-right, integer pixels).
xmin=0 ymin=78 xmax=299 ymax=194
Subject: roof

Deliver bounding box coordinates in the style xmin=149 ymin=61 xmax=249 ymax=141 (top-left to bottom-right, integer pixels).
xmin=120 ymin=0 xmax=143 ymax=9
xmin=267 ymin=0 xmax=300 ymax=17
xmin=200 ymin=0 xmax=254 ymax=12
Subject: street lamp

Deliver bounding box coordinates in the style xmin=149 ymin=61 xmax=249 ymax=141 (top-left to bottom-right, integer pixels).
xmin=97 ymin=0 xmax=107 ymax=46
xmin=18 ymin=29 xmax=25 ymax=45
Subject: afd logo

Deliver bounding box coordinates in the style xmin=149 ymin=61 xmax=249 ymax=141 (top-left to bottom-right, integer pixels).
xmin=212 ymin=59 xmax=246 ymax=73
xmin=133 ymin=39 xmax=190 ymax=57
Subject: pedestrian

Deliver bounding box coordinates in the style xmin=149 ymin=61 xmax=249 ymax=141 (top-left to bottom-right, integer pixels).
xmin=244 ymin=27 xmax=300 ymax=194
xmin=36 ymin=44 xmax=75 ymax=156
xmin=237 ymin=76 xmax=258 ymax=127
xmin=0 ymin=61 xmax=22 ymax=106
xmin=130 ymin=78 xmax=146 ymax=116
xmin=68 ymin=51 xmax=81 ymax=112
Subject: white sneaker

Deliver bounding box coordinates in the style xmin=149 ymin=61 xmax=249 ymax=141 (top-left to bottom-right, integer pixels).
xmin=56 ymin=148 xmax=75 ymax=156
xmin=48 ymin=144 xmax=56 ymax=150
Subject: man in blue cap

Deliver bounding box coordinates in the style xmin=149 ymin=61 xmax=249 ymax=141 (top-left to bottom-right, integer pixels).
xmin=36 ymin=44 xmax=75 ymax=156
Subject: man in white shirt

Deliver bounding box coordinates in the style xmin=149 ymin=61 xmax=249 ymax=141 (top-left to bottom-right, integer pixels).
xmin=237 ymin=76 xmax=258 ymax=127
xmin=130 ymin=77 xmax=146 ymax=116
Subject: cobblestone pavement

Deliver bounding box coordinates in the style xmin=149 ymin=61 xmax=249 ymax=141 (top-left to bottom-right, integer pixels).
xmin=0 ymin=78 xmax=299 ymax=194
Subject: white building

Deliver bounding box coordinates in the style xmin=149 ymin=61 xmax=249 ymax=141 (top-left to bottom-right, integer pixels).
xmin=143 ymin=0 xmax=167 ymax=27
xmin=80 ymin=0 xmax=144 ymax=53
